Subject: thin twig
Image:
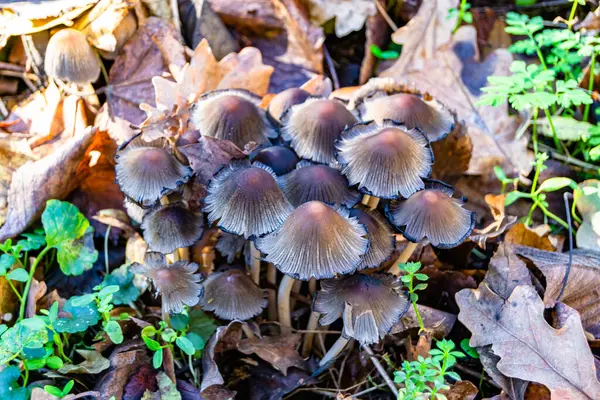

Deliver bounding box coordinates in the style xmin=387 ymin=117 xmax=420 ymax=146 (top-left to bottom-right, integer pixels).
xmin=558 ymin=192 xmax=573 ymax=303
xmin=362 ymin=345 xmax=398 ymax=397
xmin=170 ymin=0 xmax=182 ymax=34
xmin=323 ymin=45 xmax=340 ymax=90
xmin=353 ymin=383 xmax=389 ymax=397
xmin=372 ymin=0 xmax=398 ymax=31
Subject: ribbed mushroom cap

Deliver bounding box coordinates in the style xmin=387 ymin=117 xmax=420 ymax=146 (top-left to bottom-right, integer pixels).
xmin=386 ymin=180 xmax=475 ymax=248
xmin=204 ymin=160 xmax=293 ymax=238
xmin=349 ymin=208 xmax=395 ymax=269
xmin=255 ymin=201 xmax=369 ymax=281
xmin=191 ymin=89 xmax=275 ymax=148
xmin=215 ymin=232 xmax=247 ymax=263
xmin=115 ymin=134 xmax=193 ymax=207
xmin=115 ymin=135 xmax=192 ymax=207
xmin=251 ymin=146 xmax=300 ymax=176
xmin=131 ymin=252 xmax=202 ymax=314
xmin=199 ymin=267 xmax=267 ymax=320
xmin=267 ymin=88 xmax=311 ymax=124
xmin=336 ymin=120 xmax=433 ymax=199
xmin=313 ymin=273 xmax=409 ymax=345
xmin=44 ymin=28 xmax=101 ymax=84
xmin=279 ymin=161 xmax=360 ymax=207
xmin=141 ymin=202 xmax=204 ymax=254
xmin=362 ymin=94 xmax=454 ymax=142
xmin=281 ymin=98 xmax=357 ymax=164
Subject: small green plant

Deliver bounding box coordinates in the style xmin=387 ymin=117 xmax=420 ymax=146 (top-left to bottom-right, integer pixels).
xmin=394 ymin=339 xmax=465 ymax=400
xmin=0 ymin=200 xmax=98 ymax=322
xmin=447 ymin=0 xmax=472 ymax=33
xmin=370 ymin=44 xmax=400 ymax=60
xmin=70 ymin=284 xmax=128 ymax=344
xmin=398 ymin=262 xmax=428 ymax=332
xmin=44 ymin=380 xmax=74 ymax=398
xmin=497 ymin=152 xmax=581 ymax=228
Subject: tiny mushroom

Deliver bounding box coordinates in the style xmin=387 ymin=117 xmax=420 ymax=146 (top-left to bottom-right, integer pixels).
xmin=255 ymin=200 xmax=369 ymax=332
xmin=385 ymin=180 xmax=476 ymax=273
xmin=279 ymin=160 xmax=360 ymax=207
xmin=266 ymin=88 xmax=311 ymax=124
xmin=44 ymin=28 xmax=101 ymax=85
xmin=350 ymin=77 xmax=455 ymax=142
xmin=280 ymin=98 xmax=357 ymax=164
xmin=115 ymin=134 xmax=193 ymax=207
xmin=191 ymin=89 xmax=276 ymax=148
xmin=199 ymin=266 xmax=267 ymax=321
xmin=131 ymin=252 xmax=202 ymax=314
xmin=250 ymin=145 xmax=300 ymax=176
xmin=204 ymin=159 xmax=293 ymax=284
xmin=215 ymin=232 xmax=247 ymax=264
xmin=140 ymin=202 xmax=204 ymax=254
xmin=314 ymin=273 xmax=409 ymax=365
xmin=336 ymin=120 xmax=433 ymax=208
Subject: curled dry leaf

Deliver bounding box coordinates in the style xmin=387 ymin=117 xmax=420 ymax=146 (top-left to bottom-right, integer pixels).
xmin=0 ymin=0 xmax=96 ymax=47
xmin=457 ymin=284 xmax=600 ymax=399
xmin=59 ymin=349 xmax=111 ymax=374
xmin=438 ymin=380 xmax=478 ymax=400
xmin=504 ymin=223 xmax=555 ymax=251
xmin=248 ymin=364 xmax=317 ymax=400
xmin=471 ymin=194 xmax=518 ymax=249
xmin=0 ymin=127 xmax=97 ymax=241
xmin=306 ymin=0 xmax=376 ymax=38
xmin=72 ymin=0 xmax=131 ymax=52
xmin=483 ymin=243 xmax=532 ymax=301
xmin=201 ymin=320 xmax=244 ymax=392
xmin=238 ymin=334 xmax=307 ymax=375
xmin=477 ymin=345 xmax=528 ymax=400
xmin=515 ymin=246 xmax=600 ymax=338
xmin=430 ymin=121 xmax=472 ymax=185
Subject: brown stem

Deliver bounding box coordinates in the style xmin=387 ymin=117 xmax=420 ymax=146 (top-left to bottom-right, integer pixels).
xmin=361 ymin=194 xmax=371 ymax=206
xmin=367 ymin=196 xmax=380 ymax=210
xmin=267 ymin=263 xmax=278 ymax=322
xmin=290 ymin=279 xmax=302 ymax=309
xmin=249 ymin=241 xmax=261 ymax=285
xmin=388 ymin=242 xmax=419 ymax=276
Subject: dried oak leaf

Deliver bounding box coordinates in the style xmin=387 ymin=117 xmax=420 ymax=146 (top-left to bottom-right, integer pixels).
xmin=179 ymin=136 xmax=246 ymax=186
xmin=457 ymin=284 xmax=600 ymax=399
xmin=471 ymin=194 xmax=518 ymax=249
xmin=59 ymin=349 xmax=111 ymax=374
xmin=107 ymin=17 xmax=185 ymax=125
xmin=478 ymin=345 xmax=528 ymax=400
xmin=0 ymin=127 xmax=97 ymax=241
xmin=504 ymin=223 xmax=554 ymax=252
xmin=515 ymin=246 xmax=600 ymax=338
xmin=439 ymin=381 xmax=478 ymax=400
xmin=430 ymin=121 xmax=472 ymax=186
xmin=237 ymin=334 xmax=307 ymax=375
xmin=72 ymin=0 xmax=131 ymax=52
xmin=201 ymin=320 xmax=244 ymax=392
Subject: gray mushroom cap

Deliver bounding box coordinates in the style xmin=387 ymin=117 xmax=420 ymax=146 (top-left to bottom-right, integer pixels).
xmin=199 ymin=267 xmax=267 ymax=320
xmin=349 ymin=207 xmax=395 ymax=270
xmin=350 ymin=78 xmax=455 ymax=142
xmin=336 ymin=120 xmax=433 ymax=199
xmin=215 ymin=231 xmax=247 ymax=263
xmin=278 ymin=160 xmax=360 ymax=207
xmin=313 ymin=273 xmax=409 ymax=345
xmin=141 ymin=202 xmax=204 ymax=254
xmin=280 ymin=98 xmax=357 ymax=164
xmin=255 ymin=201 xmax=369 ymax=281
xmin=191 ymin=89 xmax=276 ymax=148
xmin=131 ymin=252 xmax=202 ymax=314
xmin=115 ymin=134 xmax=193 ymax=207
xmin=44 ymin=28 xmax=101 ymax=84
xmin=204 ymin=160 xmax=293 ymax=238
xmin=386 ymin=180 xmax=475 ymax=248
xmin=267 ymin=88 xmax=311 ymax=124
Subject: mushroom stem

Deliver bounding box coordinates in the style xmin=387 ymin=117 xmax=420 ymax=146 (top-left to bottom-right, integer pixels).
xmin=278 ymin=275 xmax=296 ymax=335
xmin=290 ymin=279 xmax=302 ymax=309
xmin=319 ymin=336 xmax=350 ymax=366
xmin=388 ymin=242 xmax=419 ymax=276
xmin=267 ymin=263 xmax=278 ymax=322
xmin=361 ymin=194 xmax=372 ymax=206
xmin=249 ymin=241 xmax=261 ymax=285
xmin=242 ymin=324 xmax=256 ymax=340
xmin=308 ymin=278 xmax=317 ymax=295
xmin=301 ymin=311 xmax=320 ymax=357
xmin=367 ymin=196 xmax=380 ymax=210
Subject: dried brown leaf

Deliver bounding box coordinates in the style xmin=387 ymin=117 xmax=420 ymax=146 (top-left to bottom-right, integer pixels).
xmin=515 ymin=246 xmax=600 ymax=338
xmin=307 ymin=0 xmax=376 ymax=38
xmin=72 ymin=0 xmax=130 ymax=52
xmin=0 ymin=127 xmax=97 ymax=241
xmin=439 ymin=380 xmax=478 ymax=400
xmin=392 ymin=304 xmax=456 ymax=338
xmin=478 ymin=345 xmax=528 ymax=400
xmin=457 ymin=284 xmax=600 ymax=399
xmin=430 ymin=121 xmax=472 ymax=185
xmin=95 ymin=341 xmax=151 ymax=400
xmin=471 ymin=194 xmax=518 ymax=249
xmin=484 ymin=243 xmax=532 ymax=301
xmin=216 ymin=46 xmax=274 ymax=96
xmin=504 ymin=223 xmax=554 ymax=251
xmin=238 ymin=334 xmax=307 ymax=375
xmin=201 ymin=321 xmax=244 ymax=392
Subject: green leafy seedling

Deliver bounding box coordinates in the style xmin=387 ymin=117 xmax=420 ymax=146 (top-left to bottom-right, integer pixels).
xmin=44 ymin=380 xmax=74 ymax=399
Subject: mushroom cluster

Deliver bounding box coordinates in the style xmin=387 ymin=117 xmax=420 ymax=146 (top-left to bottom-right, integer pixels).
xmin=115 ymin=76 xmax=475 ymax=365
